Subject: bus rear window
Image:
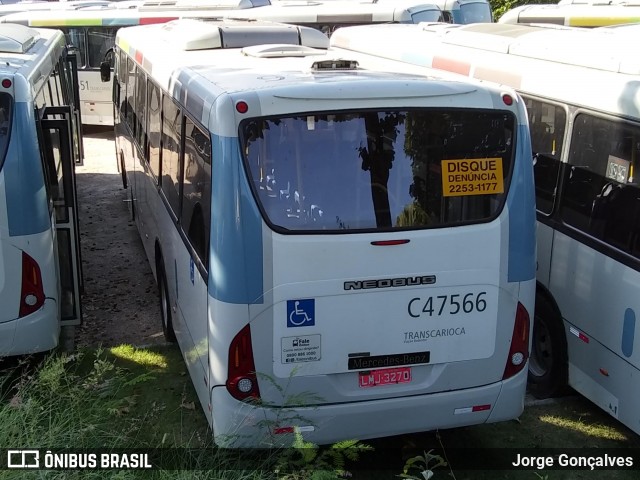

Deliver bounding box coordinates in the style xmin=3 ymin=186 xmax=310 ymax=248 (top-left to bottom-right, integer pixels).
xmin=0 ymin=92 xmax=12 ymax=172
xmin=242 ymin=109 xmax=515 ymax=232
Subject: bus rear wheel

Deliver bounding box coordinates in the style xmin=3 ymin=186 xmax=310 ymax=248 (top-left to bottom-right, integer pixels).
xmin=158 ymin=262 xmax=176 ymax=343
xmin=528 ymin=295 xmax=568 ymax=399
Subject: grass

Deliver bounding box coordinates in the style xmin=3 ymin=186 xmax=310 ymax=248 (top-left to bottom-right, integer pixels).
xmin=1 ymin=345 xmax=639 ymax=480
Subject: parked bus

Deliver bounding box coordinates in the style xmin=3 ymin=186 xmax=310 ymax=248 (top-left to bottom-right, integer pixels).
xmin=331 ymin=21 xmax=640 ymax=436
xmin=0 ymin=23 xmax=83 ymax=357
xmin=293 ymin=0 xmax=492 ymax=23
xmin=499 ymin=2 xmax=640 ymax=27
xmin=106 ymin=17 xmax=535 ymax=445
xmin=1 ymin=0 xmax=443 ymax=125
xmin=355 ymin=0 xmax=492 ymax=23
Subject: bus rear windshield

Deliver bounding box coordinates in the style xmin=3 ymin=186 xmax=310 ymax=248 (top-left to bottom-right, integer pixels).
xmin=242 ymin=109 xmax=514 ymax=232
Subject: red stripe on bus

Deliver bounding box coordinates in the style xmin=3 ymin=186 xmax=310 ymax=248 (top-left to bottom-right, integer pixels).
xmin=140 ymin=17 xmax=178 ymax=25
xmin=135 ymin=50 xmax=143 ymax=65
xmin=432 ymin=56 xmax=470 ymax=76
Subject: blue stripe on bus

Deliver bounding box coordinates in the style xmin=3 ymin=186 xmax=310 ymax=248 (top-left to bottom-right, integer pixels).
xmin=4 ymin=103 xmax=50 ymax=236
xmin=622 ymin=308 xmax=635 ymax=358
xmin=507 ymin=123 xmax=536 ymax=282
xmin=208 ymin=135 xmax=263 ymax=304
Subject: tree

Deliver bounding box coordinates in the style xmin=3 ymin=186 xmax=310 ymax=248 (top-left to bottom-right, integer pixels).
xmin=490 ymin=0 xmax=557 ymax=21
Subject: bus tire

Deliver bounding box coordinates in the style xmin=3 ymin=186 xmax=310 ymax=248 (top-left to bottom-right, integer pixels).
xmin=528 ymin=295 xmax=568 ymax=399
xmin=158 ymin=261 xmax=176 ymax=343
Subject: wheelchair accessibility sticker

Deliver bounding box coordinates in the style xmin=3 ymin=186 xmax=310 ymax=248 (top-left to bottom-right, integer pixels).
xmin=287 ymin=299 xmax=315 ymax=328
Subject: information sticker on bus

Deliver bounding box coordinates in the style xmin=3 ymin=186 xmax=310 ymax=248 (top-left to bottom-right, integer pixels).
xmin=358 ymin=367 xmax=412 ymax=388
xmin=441 ymin=158 xmax=504 ymax=197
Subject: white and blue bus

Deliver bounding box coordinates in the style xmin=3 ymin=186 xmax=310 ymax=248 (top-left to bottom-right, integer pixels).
xmin=331 ymin=21 xmax=640 ymax=436
xmin=0 ymin=23 xmax=83 ymax=357
xmin=107 ymin=17 xmax=536 ymax=445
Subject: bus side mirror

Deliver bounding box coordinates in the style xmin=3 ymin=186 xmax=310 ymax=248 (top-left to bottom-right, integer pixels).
xmin=100 ymin=61 xmax=111 ymax=82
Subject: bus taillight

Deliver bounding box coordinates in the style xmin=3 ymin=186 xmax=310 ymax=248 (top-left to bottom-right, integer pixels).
xmin=19 ymin=251 xmax=45 ymax=318
xmin=502 ymin=302 xmax=530 ymax=380
xmin=227 ymin=324 xmax=261 ymax=401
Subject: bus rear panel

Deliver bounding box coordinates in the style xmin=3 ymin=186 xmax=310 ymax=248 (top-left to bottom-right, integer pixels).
xmin=208 ymin=87 xmax=535 ymax=445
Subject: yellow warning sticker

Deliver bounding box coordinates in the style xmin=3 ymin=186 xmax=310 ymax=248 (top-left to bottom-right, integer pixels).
xmin=441 ymin=158 xmax=504 ymax=197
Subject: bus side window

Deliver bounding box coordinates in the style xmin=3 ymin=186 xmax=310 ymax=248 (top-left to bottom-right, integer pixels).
xmin=126 ymin=58 xmax=136 ymax=136
xmin=135 ymin=68 xmax=147 ymax=150
xmin=161 ymin=95 xmax=182 ymax=217
xmin=525 ymin=97 xmax=566 ymax=215
xmin=147 ymin=79 xmax=162 ymax=182
xmin=181 ymin=116 xmax=211 ymax=266
xmin=118 ymin=49 xmax=127 ymax=120
xmin=563 ymin=113 xmax=640 ymax=256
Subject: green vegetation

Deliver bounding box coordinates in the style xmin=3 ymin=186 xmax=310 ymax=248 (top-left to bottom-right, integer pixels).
xmin=490 ymin=0 xmax=557 ymax=21
xmin=1 ymin=345 xmax=639 ymax=479
xmin=0 ymin=346 xmax=370 ymax=479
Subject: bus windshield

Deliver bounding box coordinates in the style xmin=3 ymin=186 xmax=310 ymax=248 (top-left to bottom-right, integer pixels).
xmin=243 ymin=109 xmax=514 ymax=232
xmin=457 ymin=2 xmax=493 ymax=23
xmin=0 ymin=92 xmax=12 ymax=171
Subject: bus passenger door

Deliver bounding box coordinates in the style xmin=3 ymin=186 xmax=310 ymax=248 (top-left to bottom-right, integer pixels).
xmin=65 ymin=47 xmax=85 ymax=166
xmin=58 ymin=44 xmax=84 ymax=166
xmin=40 ymin=106 xmax=83 ymax=326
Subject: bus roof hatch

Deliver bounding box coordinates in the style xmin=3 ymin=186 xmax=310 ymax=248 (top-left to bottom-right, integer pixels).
xmin=0 ymin=24 xmax=39 ymax=55
xmin=161 ymin=19 xmax=329 ymax=50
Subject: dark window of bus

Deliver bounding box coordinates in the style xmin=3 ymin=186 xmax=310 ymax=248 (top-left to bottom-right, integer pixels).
xmin=161 ymin=96 xmax=182 ymax=216
xmin=40 ymin=123 xmax=68 ymax=224
xmin=561 ymin=113 xmax=640 ymax=257
xmin=135 ymin=68 xmax=147 ymax=149
xmin=459 ymin=2 xmax=493 ymax=23
xmin=118 ymin=49 xmax=127 ymax=120
xmin=181 ymin=116 xmax=211 ymax=265
xmin=87 ymin=27 xmax=117 ymax=69
xmin=57 ymin=57 xmax=72 ymax=108
xmin=47 ymin=74 xmax=61 ymax=109
xmin=147 ymin=79 xmax=161 ymax=181
xmin=242 ymin=109 xmax=514 ymax=232
xmin=125 ymin=57 xmax=136 ymax=135
xmin=411 ymin=8 xmax=445 ymax=23
xmin=64 ymin=28 xmax=86 ymax=68
xmin=524 ymin=97 xmax=566 ymax=215
xmin=52 ymin=66 xmax=65 ymax=108
xmin=0 ymin=93 xmax=12 ymax=172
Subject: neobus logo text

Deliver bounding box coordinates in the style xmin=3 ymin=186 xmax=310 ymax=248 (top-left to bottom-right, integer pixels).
xmin=344 ymin=275 xmax=436 ymax=291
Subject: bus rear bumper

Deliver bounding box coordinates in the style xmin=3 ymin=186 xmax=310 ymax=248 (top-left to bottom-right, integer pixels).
xmin=0 ymin=300 xmax=59 ymax=357
xmin=210 ymin=368 xmax=527 ymax=447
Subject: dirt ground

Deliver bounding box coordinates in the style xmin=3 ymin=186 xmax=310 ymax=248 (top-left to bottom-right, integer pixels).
xmin=74 ymin=126 xmax=167 ymax=348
